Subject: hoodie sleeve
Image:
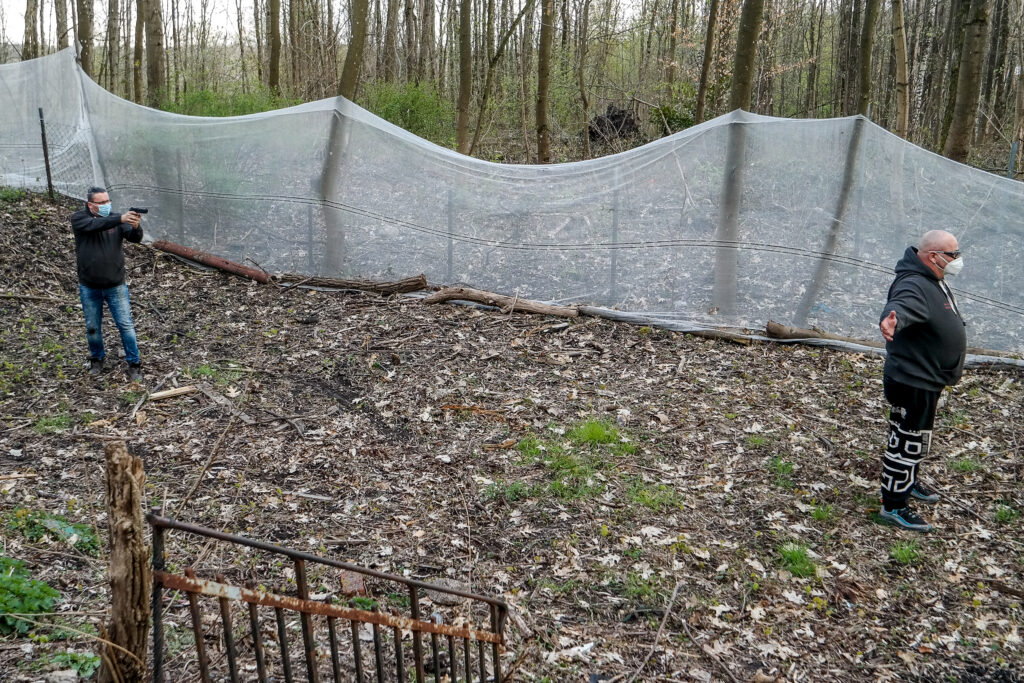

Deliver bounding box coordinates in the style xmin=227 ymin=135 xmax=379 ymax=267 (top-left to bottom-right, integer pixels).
xmin=121 ymin=223 xmax=144 ymax=243
xmin=880 ymin=277 xmax=930 ymax=334
xmin=71 ymin=210 xmax=124 ymax=235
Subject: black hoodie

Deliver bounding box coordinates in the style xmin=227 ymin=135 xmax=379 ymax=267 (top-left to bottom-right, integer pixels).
xmin=879 ymin=246 xmax=967 ymax=391
xmin=70 ymin=205 xmax=144 ymax=289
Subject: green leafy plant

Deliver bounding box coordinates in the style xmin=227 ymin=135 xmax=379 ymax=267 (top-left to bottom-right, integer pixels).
xmin=812 ymin=504 xmax=835 ymax=522
xmin=994 ymin=505 xmax=1019 ymax=525
xmin=6 ymin=508 xmax=101 ymax=556
xmin=567 ymin=419 xmax=620 ymax=445
xmin=778 ymin=542 xmax=816 ymax=578
xmin=33 ymin=413 xmax=73 ymax=434
xmin=951 ymin=458 xmax=982 ymax=474
xmin=770 ymin=457 xmax=795 ymax=488
xmin=890 ymin=540 xmax=920 ymax=565
xmin=484 ymin=481 xmax=531 ymax=502
xmin=0 ymin=186 xmax=26 ymax=204
xmin=0 ymin=556 xmax=61 ymax=635
xmin=361 ymin=81 xmax=456 ymax=146
xmin=52 ymin=651 xmax=101 ymax=678
xmin=626 ymin=479 xmax=683 ymax=511
xmin=161 ymin=87 xmax=301 ymax=116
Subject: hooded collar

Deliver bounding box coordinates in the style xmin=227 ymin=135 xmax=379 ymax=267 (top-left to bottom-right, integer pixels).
xmin=894 ymin=245 xmax=939 ymax=281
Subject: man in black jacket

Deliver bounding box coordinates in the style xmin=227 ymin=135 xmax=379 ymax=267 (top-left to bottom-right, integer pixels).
xmin=877 ymin=230 xmax=967 ymax=532
xmin=70 ymin=187 xmax=145 ymax=382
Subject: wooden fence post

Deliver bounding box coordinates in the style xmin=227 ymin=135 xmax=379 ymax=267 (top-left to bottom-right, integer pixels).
xmin=98 ymin=441 xmax=151 ymax=683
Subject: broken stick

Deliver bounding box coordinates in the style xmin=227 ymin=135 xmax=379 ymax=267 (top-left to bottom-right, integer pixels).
xmin=424 ymin=287 xmax=579 ymax=317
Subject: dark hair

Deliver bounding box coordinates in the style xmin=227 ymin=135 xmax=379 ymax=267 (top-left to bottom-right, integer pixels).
xmin=86 ymin=186 xmax=107 ymax=202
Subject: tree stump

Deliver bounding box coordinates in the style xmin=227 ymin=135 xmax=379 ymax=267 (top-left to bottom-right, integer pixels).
xmin=98 ymin=441 xmax=151 ymax=683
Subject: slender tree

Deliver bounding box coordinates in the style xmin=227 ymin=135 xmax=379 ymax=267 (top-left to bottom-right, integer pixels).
xmin=730 ymin=0 xmax=765 ymax=111
xmin=455 ymin=0 xmax=472 ymax=152
xmin=536 ymin=0 xmax=554 ymax=162
xmin=856 ymin=0 xmax=881 ymax=116
xmin=55 ymin=0 xmax=69 ymax=49
xmin=105 ymin=0 xmax=120 ymax=89
xmin=944 ymin=0 xmax=989 ymax=162
xmin=694 ymin=0 xmax=719 ymax=122
xmin=78 ymin=0 xmax=94 ymax=74
xmin=144 ymin=0 xmax=167 ymax=106
xmin=892 ymin=0 xmax=910 ymax=137
xmin=23 ymin=0 xmax=39 ymax=60
xmin=268 ymin=0 xmax=281 ymax=92
xmin=339 ymin=0 xmax=370 ymax=98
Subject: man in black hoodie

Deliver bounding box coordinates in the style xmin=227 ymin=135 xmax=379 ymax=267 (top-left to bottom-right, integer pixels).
xmin=877 ymin=230 xmax=966 ymax=532
xmin=70 ymin=187 xmax=145 ymax=382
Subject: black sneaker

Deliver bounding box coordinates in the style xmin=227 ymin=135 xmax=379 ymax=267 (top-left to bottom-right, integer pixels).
xmin=88 ymin=358 xmax=104 ymax=376
xmin=910 ymin=482 xmax=941 ymax=504
xmin=879 ymin=505 xmax=932 ymax=532
xmin=127 ymin=363 xmax=144 ymax=383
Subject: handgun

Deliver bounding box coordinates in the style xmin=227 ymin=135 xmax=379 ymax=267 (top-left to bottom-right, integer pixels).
xmin=128 ymin=207 xmax=149 ymax=214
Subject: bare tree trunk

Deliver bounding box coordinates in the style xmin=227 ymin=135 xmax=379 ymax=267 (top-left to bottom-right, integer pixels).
xmin=419 ymin=0 xmax=434 ymax=79
xmin=56 ymin=0 xmax=70 ymax=49
xmin=253 ymin=0 xmax=264 ymax=84
xmin=338 ymin=0 xmax=369 ymax=97
xmin=944 ymin=0 xmax=989 ymax=162
xmin=268 ymin=0 xmax=281 ymax=92
xmin=382 ymin=0 xmax=399 ymax=79
xmin=663 ymin=0 xmax=678 ymax=99
xmin=96 ymin=442 xmax=150 ymax=683
xmin=939 ymin=0 xmax=968 ymax=150
xmin=132 ymin=0 xmax=143 ymax=103
xmin=536 ymin=0 xmax=554 ymax=162
xmin=23 ymin=0 xmax=39 ymax=60
xmin=714 ymin=0 xmax=765 ymax=317
xmin=78 ymin=0 xmax=93 ymax=72
xmin=856 ymin=0 xmax=881 ymax=116
xmin=892 ymin=0 xmax=910 ymax=137
xmin=144 ymin=0 xmax=166 ymax=105
xmin=694 ymin=0 xmax=718 ymax=123
xmin=103 ymin=0 xmax=119 ymax=88
xmin=519 ymin=0 xmax=534 ymax=160
xmin=455 ymin=0 xmax=472 ymax=152
xmin=405 ymin=0 xmax=417 ymax=79
xmin=976 ymin=0 xmax=1005 ymax=139
xmin=579 ymin=0 xmax=592 ymax=159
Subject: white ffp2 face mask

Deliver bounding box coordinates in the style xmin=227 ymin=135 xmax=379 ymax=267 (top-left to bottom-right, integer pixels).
xmin=942 ymin=256 xmax=964 ymax=276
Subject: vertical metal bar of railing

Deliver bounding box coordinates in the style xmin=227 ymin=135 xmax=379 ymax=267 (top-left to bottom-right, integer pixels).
xmin=446 ymin=635 xmax=456 ymax=683
xmin=274 ymin=606 xmax=294 ymax=683
xmin=393 ymin=622 xmax=406 ymax=682
xmin=184 ymin=569 xmax=211 ymax=683
xmin=216 ymin=574 xmax=240 ymax=683
xmin=430 ymin=631 xmax=441 ymax=682
xmin=490 ymin=604 xmax=502 ymax=682
xmin=410 ymin=585 xmax=425 ymax=682
xmin=246 ymin=583 xmax=268 ymax=682
xmin=151 ymin=520 xmax=166 ymax=683
xmin=372 ymin=622 xmax=385 ymax=683
xmin=477 ymin=639 xmax=486 ymax=683
xmin=294 ymin=559 xmax=320 ymax=683
xmin=327 ymin=616 xmax=342 ymax=681
xmin=463 ymin=637 xmax=471 ymax=682
xmin=351 ymin=619 xmax=365 ymax=682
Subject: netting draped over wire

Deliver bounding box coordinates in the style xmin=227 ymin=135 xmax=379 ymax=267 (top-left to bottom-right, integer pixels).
xmin=3 ymin=49 xmax=1023 ymax=354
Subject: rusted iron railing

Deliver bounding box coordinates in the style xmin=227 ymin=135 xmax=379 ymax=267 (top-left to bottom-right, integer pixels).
xmin=148 ymin=511 xmax=507 ymax=682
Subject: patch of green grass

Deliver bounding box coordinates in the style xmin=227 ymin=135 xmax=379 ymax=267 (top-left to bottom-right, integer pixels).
xmin=951 ymin=457 xmax=982 ymax=474
xmin=348 ymin=596 xmax=378 ymax=610
xmin=0 ymin=187 xmax=26 ymax=204
xmin=567 ymin=419 xmax=620 ymax=446
xmin=777 ymin=542 xmax=816 ymax=578
xmin=484 ymin=480 xmax=532 ymax=503
xmin=516 ymin=433 xmax=547 ymax=459
xmin=620 ymin=572 xmax=660 ymax=601
xmin=5 ymin=508 xmax=101 ymax=556
xmin=0 ymin=556 xmax=61 ymax=635
xmin=770 ymin=457 xmax=795 ymax=488
xmin=51 ymin=651 xmax=101 ymax=678
xmin=186 ymin=363 xmax=242 ymax=387
xmin=33 ymin=413 xmax=73 ymax=434
xmin=626 ymin=479 xmax=684 ymax=511
xmin=890 ymin=540 xmax=920 ymax=565
xmin=745 ymin=435 xmax=770 ymax=448
xmin=119 ymin=390 xmax=145 ymax=406
xmin=536 ymin=578 xmax=580 ymax=596
xmin=994 ymin=505 xmax=1019 ymax=525
xmin=811 ymin=504 xmax=835 ymax=522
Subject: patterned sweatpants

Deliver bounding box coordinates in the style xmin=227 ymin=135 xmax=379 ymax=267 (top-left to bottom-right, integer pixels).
xmin=880 ymin=378 xmax=941 ymax=510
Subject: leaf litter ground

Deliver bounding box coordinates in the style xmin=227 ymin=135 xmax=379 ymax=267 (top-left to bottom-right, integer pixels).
xmin=1 ymin=192 xmax=1022 ymax=682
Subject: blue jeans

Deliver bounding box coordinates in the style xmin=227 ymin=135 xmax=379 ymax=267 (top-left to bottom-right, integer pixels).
xmin=78 ymin=283 xmax=140 ymax=365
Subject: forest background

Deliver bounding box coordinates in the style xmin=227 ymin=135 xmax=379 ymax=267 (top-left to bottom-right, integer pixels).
xmin=1 ymin=0 xmax=1021 ymax=173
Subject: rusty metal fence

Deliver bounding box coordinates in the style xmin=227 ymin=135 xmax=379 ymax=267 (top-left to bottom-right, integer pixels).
xmin=148 ymin=511 xmax=507 ymax=682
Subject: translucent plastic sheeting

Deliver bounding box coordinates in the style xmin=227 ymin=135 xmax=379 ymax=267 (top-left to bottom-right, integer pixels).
xmin=3 ymin=49 xmax=1023 ymax=353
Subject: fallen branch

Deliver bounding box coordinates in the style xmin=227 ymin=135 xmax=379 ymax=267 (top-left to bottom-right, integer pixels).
xmin=0 ymin=472 xmax=37 ymax=481
xmin=578 ymin=306 xmax=751 ymax=344
xmin=425 ymin=287 xmax=579 ymax=317
xmin=148 ymin=386 xmax=199 ymax=401
xmin=274 ymin=273 xmax=428 ymax=294
xmin=198 ymin=385 xmax=255 ymax=425
xmin=152 ymin=240 xmax=270 ymax=284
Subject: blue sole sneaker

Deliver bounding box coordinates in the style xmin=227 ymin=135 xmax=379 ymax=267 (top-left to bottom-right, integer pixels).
xmin=879 ymin=506 xmax=932 ymax=532
xmin=910 ymin=483 xmax=940 ymax=503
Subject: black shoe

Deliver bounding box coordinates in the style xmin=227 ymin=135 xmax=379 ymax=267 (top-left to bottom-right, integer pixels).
xmin=910 ymin=482 xmax=941 ymax=504
xmin=127 ymin=363 xmax=143 ymax=383
xmin=879 ymin=505 xmax=932 ymax=532
xmin=88 ymin=358 xmax=104 ymax=376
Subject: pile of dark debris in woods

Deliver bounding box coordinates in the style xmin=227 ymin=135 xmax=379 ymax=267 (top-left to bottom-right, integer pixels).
xmin=1 ymin=190 xmax=1022 ymax=682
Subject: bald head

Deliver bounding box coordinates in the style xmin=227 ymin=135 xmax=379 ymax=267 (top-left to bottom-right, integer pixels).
xmin=919 ymin=230 xmax=957 ymax=253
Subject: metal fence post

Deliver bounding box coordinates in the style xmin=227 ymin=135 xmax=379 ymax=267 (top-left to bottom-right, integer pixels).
xmin=150 ymin=512 xmax=165 ymax=683
xmin=37 ymin=108 xmax=54 ymax=199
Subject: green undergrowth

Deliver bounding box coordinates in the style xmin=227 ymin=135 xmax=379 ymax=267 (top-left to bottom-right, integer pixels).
xmin=161 ymin=87 xmax=302 ymax=117
xmin=5 ymin=508 xmax=101 ymax=556
xmin=0 ymin=556 xmax=61 ymax=635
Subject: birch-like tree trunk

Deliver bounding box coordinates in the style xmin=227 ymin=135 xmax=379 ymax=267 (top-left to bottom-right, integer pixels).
xmin=856 ymin=0 xmax=881 ymax=116
xmin=56 ymin=0 xmax=70 ymax=49
xmin=104 ymin=0 xmax=119 ymax=89
xmin=23 ymin=0 xmax=39 ymax=60
xmin=144 ymin=0 xmax=167 ymax=106
xmin=77 ymin=0 xmax=93 ymax=72
xmin=892 ymin=0 xmax=910 ymax=137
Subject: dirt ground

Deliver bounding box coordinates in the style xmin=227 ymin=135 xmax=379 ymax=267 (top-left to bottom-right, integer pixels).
xmin=1 ymin=190 xmax=1023 ymax=682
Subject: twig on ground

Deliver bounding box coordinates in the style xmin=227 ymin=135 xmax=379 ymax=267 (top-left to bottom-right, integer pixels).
xmin=173 ymin=412 xmax=240 ymax=516
xmin=625 ymin=581 xmax=683 ymax=683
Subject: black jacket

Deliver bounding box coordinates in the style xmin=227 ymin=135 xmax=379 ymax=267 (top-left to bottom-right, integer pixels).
xmin=70 ymin=205 xmax=143 ymax=289
xmin=880 ymin=246 xmax=967 ymax=391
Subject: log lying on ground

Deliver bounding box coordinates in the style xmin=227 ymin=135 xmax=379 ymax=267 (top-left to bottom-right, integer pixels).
xmin=274 ymin=273 xmax=428 ymax=294
xmin=424 ymin=287 xmax=579 ymax=317
xmin=152 ymin=240 xmax=270 ymax=284
xmin=765 ymin=320 xmax=1020 ymax=360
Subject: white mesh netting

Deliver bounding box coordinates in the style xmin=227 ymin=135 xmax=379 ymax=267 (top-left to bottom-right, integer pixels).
xmin=3 ymin=49 xmax=1023 ymax=355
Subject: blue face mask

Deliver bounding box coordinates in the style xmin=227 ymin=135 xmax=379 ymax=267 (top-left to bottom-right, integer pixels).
xmin=96 ymin=202 xmax=112 ymax=217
